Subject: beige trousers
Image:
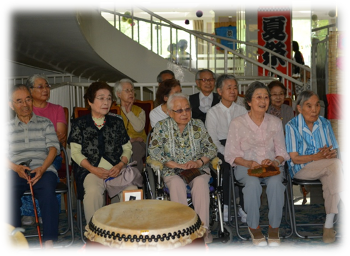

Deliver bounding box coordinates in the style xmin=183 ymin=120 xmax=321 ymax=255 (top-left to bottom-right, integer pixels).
xmin=163 ymin=174 xmax=211 ymax=229
xmin=83 ymin=173 xmax=137 ymax=223
xmin=294 ymin=158 xmax=343 ymax=214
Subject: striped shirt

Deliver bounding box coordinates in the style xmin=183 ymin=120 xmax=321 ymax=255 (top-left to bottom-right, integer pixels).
xmin=285 ymin=114 xmax=338 ymax=178
xmin=8 ymin=113 xmax=60 ymax=175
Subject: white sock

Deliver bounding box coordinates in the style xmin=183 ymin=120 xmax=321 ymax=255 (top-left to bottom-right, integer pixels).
xmin=324 ymin=213 xmax=335 ymax=228
xmin=339 ymin=190 xmax=349 ymax=211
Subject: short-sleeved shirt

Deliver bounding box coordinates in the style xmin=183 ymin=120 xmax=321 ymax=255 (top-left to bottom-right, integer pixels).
xmin=8 ymin=113 xmax=60 ymax=175
xmin=150 ymin=104 xmax=168 ymax=128
xmin=148 ymin=117 xmax=217 ymax=177
xmin=224 ymin=112 xmax=290 ymax=166
xmin=285 ymin=114 xmax=339 ymax=178
xmin=206 ymin=101 xmax=247 ymax=154
xmin=33 ymin=102 xmax=67 ymax=131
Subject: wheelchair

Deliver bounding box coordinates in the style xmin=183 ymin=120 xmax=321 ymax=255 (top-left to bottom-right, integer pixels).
xmin=143 ymin=155 xmax=234 ymax=243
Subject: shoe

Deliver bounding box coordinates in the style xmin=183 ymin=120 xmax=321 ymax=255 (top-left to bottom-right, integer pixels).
xmin=224 ymin=205 xmax=228 ymax=222
xmin=45 ymin=248 xmax=61 ymax=255
xmin=267 ymin=226 xmax=280 ymax=246
xmin=204 ymin=230 xmax=213 ymax=244
xmin=248 ymin=226 xmax=267 ymax=246
xmin=238 ymin=206 xmax=247 ymax=223
xmin=323 ymin=227 xmax=336 ymax=243
xmin=21 ymin=216 xmax=35 ymax=226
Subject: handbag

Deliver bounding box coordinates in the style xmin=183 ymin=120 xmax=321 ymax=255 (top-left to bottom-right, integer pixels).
xmin=247 ymin=165 xmax=280 ymax=178
xmin=104 ymin=161 xmax=143 ymax=198
xmin=174 ymin=168 xmax=203 ymax=184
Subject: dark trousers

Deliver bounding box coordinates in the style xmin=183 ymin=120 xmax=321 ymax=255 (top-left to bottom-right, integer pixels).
xmin=9 ymin=170 xmax=59 ymax=242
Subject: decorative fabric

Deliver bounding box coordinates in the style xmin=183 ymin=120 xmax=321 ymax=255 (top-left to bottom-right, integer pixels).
xmin=326 ymin=94 xmax=342 ymax=120
xmin=148 ymin=117 xmax=217 ymax=177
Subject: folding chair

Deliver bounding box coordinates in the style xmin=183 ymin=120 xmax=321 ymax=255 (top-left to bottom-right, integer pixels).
xmin=23 ymin=144 xmax=74 ymax=248
xmin=229 ymin=164 xmax=293 ymax=240
xmin=286 ymin=166 xmax=340 ymax=239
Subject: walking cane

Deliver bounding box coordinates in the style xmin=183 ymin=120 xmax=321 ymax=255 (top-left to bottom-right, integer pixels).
xmin=20 ymin=160 xmax=43 ymax=247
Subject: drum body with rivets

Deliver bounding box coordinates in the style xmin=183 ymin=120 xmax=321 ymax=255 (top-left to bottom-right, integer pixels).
xmin=85 ymin=200 xmax=206 ymax=254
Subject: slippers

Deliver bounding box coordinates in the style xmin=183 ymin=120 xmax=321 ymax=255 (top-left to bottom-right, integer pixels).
xmin=45 ymin=248 xmax=61 ymax=255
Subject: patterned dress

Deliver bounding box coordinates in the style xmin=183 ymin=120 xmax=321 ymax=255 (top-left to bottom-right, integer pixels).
xmin=148 ymin=117 xmax=217 ymax=177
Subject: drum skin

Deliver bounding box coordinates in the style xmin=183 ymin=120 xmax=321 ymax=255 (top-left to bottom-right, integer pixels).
xmin=85 ymin=200 xmax=206 ymax=250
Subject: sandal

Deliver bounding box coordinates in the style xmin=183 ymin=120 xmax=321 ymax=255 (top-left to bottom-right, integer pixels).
xmin=248 ymin=226 xmax=267 ymax=246
xmin=267 ymin=225 xmax=280 ymax=246
xmin=323 ymin=227 xmax=336 ymax=243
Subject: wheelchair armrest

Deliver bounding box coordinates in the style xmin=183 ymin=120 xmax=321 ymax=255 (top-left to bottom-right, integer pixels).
xmin=210 ymin=157 xmax=222 ymax=170
xmin=146 ymin=156 xmax=163 ymax=171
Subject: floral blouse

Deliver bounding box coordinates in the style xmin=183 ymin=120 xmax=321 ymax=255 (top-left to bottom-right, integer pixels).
xmin=148 ymin=117 xmax=217 ymax=177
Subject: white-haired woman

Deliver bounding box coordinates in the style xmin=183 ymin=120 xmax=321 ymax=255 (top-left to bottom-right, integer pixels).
xmin=115 ymin=79 xmax=147 ymax=173
xmin=148 ymin=93 xmax=217 ymax=244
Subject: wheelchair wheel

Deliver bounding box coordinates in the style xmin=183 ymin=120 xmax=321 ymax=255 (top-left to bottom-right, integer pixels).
xmin=143 ymin=166 xmax=156 ymax=199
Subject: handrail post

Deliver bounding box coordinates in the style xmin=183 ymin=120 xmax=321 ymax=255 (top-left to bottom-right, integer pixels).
xmin=131 ymin=8 xmax=134 ymax=40
xmin=150 ymin=15 xmax=153 ymax=52
xmin=113 ymin=6 xmax=116 ymax=28
xmin=224 ymin=49 xmax=228 ymax=74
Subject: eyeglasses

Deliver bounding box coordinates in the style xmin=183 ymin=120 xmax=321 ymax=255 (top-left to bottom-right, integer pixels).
xmin=31 ymin=84 xmax=51 ymax=90
xmin=172 ymin=107 xmax=191 ymax=114
xmin=12 ymin=98 xmax=33 ymax=105
xmin=95 ymin=97 xmax=112 ymax=102
xmin=271 ymin=93 xmax=285 ymax=98
xmin=123 ymin=89 xmax=135 ymax=94
xmin=197 ymin=78 xmax=215 ymax=83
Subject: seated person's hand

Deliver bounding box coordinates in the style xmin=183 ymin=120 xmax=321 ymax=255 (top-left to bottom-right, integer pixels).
xmin=183 ymin=160 xmax=201 ymax=169
xmin=318 ymin=145 xmax=337 ymax=159
xmin=29 ymin=166 xmax=46 ymax=186
xmin=249 ymin=160 xmax=260 ymax=169
xmin=108 ymin=162 xmax=124 ymax=178
xmin=92 ymin=167 xmax=110 ymax=179
xmin=15 ymin=164 xmax=30 ymax=180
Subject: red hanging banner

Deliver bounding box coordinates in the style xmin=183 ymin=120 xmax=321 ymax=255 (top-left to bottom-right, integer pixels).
xmin=257 ymin=7 xmax=292 ymax=97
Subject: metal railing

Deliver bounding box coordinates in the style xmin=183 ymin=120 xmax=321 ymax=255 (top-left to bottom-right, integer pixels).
xmin=99 ymin=6 xmax=311 ymax=95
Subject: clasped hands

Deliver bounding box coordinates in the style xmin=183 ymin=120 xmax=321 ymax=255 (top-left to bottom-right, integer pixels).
xmin=16 ymin=164 xmax=45 ymax=186
xmin=94 ymin=162 xmax=125 ymax=179
xmin=316 ymin=145 xmax=337 ymax=160
xmin=249 ymin=159 xmax=279 ymax=169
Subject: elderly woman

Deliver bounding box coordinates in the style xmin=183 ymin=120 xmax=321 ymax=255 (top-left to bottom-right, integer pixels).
xmin=148 ymin=93 xmax=217 ymax=244
xmin=205 ymin=74 xmax=247 ymax=221
xmin=150 ymin=78 xmax=182 ymax=127
xmin=267 ymin=80 xmax=294 ymax=131
xmin=20 ymin=74 xmax=67 ymax=226
xmin=224 ymin=81 xmax=290 ymax=247
xmin=285 ymin=90 xmax=343 ymax=244
xmin=115 ymin=79 xmax=147 ymax=173
xmin=68 ymin=82 xmax=139 ymax=223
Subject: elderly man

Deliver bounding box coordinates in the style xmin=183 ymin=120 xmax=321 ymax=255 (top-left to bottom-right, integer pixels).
xmin=8 ymin=84 xmax=60 ymax=248
xmin=156 ymin=70 xmax=175 ymax=85
xmin=189 ymin=69 xmax=220 ymax=124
